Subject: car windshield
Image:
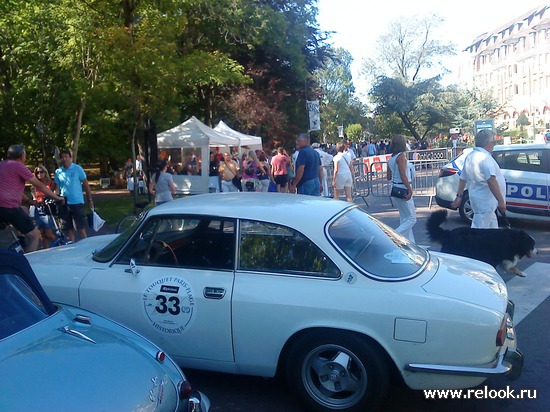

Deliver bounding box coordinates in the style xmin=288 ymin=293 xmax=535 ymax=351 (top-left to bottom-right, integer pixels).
xmin=0 ymin=273 xmax=50 ymax=340
xmin=328 ymin=208 xmax=428 ymax=280
xmin=93 ymin=213 xmax=145 ymax=262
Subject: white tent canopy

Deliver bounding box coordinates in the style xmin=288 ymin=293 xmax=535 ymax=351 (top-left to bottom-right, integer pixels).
xmin=156 ymin=116 xmax=241 ymax=194
xmin=155 ymin=117 xmax=264 ymax=195
xmin=214 ymin=120 xmax=263 ymax=150
xmin=157 ymin=116 xmax=239 ymax=149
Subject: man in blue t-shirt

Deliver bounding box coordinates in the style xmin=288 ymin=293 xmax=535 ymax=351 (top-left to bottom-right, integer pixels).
xmin=54 ymin=150 xmax=93 ymax=242
xmin=291 ymin=133 xmax=322 ymax=196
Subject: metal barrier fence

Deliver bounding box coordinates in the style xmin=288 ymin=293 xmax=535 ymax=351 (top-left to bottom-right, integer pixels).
xmin=325 ymin=160 xmax=371 ymax=204
xmin=324 ymin=149 xmax=450 ymax=206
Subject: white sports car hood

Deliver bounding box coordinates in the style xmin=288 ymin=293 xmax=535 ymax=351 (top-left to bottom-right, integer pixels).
xmin=422 ymin=252 xmax=508 ymax=313
xmin=27 ymin=234 xmax=118 ymax=264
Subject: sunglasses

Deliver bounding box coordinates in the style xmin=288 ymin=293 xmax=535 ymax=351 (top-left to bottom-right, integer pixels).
xmin=35 ymin=170 xmax=45 ymax=174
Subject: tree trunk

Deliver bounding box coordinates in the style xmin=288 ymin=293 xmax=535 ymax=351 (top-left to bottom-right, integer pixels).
xmin=71 ymin=97 xmax=86 ymax=163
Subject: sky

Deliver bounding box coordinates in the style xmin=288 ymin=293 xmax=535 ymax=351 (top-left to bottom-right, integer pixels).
xmin=316 ymin=0 xmax=547 ymax=99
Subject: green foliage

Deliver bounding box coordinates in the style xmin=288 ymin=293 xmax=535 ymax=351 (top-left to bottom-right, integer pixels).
xmin=345 ymin=124 xmax=363 ymax=140
xmin=369 ymin=76 xmax=446 ymax=140
xmin=1 ymin=0 xmax=329 ymax=164
xmin=314 ymin=47 xmax=366 ymax=141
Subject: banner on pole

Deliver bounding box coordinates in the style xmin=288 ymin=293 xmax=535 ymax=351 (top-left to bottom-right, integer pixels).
xmin=307 ymin=100 xmax=321 ymax=131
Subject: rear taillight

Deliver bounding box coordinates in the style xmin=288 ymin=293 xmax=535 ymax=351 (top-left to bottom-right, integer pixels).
xmin=438 ymin=168 xmax=459 ymax=178
xmin=178 ymin=380 xmax=193 ymax=399
xmin=496 ymin=316 xmax=507 ymax=347
xmin=156 ymin=351 xmax=165 ymax=363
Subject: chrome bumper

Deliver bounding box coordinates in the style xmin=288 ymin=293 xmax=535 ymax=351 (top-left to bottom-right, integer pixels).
xmin=406 ymin=301 xmax=523 ymax=380
xmin=185 ymin=391 xmax=210 ymax=412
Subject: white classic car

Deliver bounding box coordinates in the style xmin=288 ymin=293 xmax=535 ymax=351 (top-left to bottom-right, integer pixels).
xmin=27 ymin=193 xmax=523 ymax=412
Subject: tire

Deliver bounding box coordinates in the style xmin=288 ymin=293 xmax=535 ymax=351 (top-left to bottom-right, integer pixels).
xmin=116 ymin=214 xmax=139 ymax=233
xmin=286 ymin=330 xmax=389 ymax=412
xmin=458 ymin=191 xmax=474 ymax=224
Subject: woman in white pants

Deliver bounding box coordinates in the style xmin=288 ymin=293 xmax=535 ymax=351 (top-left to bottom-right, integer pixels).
xmin=387 ymin=135 xmax=416 ymax=242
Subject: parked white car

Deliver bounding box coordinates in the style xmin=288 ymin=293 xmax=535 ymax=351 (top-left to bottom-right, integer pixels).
xmin=27 ymin=193 xmax=523 ymax=412
xmin=435 ymin=143 xmax=550 ymax=222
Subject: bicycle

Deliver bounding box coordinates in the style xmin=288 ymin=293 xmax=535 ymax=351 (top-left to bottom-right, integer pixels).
xmin=0 ymin=220 xmax=26 ymax=253
xmin=37 ymin=199 xmax=71 ymax=248
xmin=116 ymin=201 xmax=150 ymax=234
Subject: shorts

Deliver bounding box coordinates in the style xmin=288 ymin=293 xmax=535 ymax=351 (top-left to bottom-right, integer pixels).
xmin=0 ymin=206 xmax=35 ymax=234
xmin=334 ymin=172 xmax=352 ymax=190
xmin=59 ymin=203 xmax=87 ymax=232
xmin=274 ymin=174 xmax=288 ymax=186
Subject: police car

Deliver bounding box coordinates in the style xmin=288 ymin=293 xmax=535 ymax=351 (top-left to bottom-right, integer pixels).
xmin=435 ymin=143 xmax=550 ymax=223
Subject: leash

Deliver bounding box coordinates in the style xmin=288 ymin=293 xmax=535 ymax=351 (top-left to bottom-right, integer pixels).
xmin=497 ymin=209 xmax=511 ymax=229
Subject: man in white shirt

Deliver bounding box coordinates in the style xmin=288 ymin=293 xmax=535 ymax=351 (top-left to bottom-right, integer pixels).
xmin=451 ymin=130 xmax=506 ymax=228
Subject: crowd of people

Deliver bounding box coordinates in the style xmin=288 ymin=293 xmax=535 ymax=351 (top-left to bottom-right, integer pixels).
xmin=203 ymin=134 xmax=362 ymax=196
xmin=1 ymin=132 xmax=447 ymax=253
xmin=0 ymin=145 xmax=92 ymax=252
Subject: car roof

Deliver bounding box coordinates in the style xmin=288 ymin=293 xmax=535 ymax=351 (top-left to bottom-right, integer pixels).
xmin=494 ymin=143 xmax=549 ymax=151
xmin=148 ymin=193 xmax=352 ymax=228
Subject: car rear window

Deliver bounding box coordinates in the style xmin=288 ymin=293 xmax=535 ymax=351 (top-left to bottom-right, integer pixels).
xmin=328 ymin=208 xmax=427 ymax=280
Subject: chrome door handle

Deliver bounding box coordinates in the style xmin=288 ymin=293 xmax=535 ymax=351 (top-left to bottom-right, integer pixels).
xmin=204 ymin=287 xmax=225 ymax=299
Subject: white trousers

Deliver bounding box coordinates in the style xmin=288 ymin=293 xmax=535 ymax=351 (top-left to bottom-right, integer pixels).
xmin=394 ymin=197 xmax=417 ymax=242
xmin=471 ymin=210 xmax=498 ymax=229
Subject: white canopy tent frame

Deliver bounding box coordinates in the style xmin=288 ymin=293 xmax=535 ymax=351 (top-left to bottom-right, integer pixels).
xmin=157 ymin=116 xmax=241 ymax=194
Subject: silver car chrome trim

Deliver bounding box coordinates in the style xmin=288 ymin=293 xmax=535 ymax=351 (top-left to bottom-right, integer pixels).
xmin=204 ymin=287 xmax=225 ymax=299
xmin=406 ymin=347 xmax=523 ymax=380
xmin=187 ymin=396 xmax=200 ymax=412
xmin=59 ymin=326 xmax=96 ymax=344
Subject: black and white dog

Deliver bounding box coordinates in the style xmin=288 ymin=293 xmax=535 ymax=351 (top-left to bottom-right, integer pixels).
xmin=426 ymin=209 xmax=537 ymax=277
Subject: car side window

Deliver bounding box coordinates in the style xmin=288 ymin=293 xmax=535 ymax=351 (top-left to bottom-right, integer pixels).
xmin=495 ymin=150 xmax=544 ymax=173
xmin=238 ymin=220 xmax=340 ymax=278
xmin=117 ymin=216 xmax=235 ymax=270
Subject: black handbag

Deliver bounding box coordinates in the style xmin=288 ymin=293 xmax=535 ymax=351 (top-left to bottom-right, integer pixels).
xmin=232 ymin=176 xmax=242 ymax=191
xmin=390 ymin=186 xmax=408 ymax=199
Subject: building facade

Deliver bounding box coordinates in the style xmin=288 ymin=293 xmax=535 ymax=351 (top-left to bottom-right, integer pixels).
xmin=460 ymin=4 xmax=550 ymax=139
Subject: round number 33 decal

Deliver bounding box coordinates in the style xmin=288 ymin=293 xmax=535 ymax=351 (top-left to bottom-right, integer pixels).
xmin=155 ymin=295 xmax=181 ymax=315
xmin=142 ymin=277 xmax=195 ymax=334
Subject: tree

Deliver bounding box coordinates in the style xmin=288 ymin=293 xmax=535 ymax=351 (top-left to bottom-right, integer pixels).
xmin=1 ymin=0 xmax=331 ymax=166
xmin=363 ymin=14 xmax=454 ymax=83
xmin=364 ymin=14 xmax=455 ymax=140
xmin=314 ymin=47 xmax=366 ymax=141
xmin=443 ymin=85 xmax=506 ymax=135
xmin=369 ymin=76 xmax=448 ymax=140
xmin=177 ymin=0 xmax=331 ymax=141
xmin=345 ymin=124 xmax=362 ymax=140
xmin=516 ymin=113 xmax=530 ymax=140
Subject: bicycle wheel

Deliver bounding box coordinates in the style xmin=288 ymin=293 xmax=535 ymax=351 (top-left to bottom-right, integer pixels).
xmin=116 ymin=214 xmax=139 ymax=233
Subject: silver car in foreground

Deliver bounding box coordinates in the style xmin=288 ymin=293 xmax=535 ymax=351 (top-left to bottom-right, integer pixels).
xmin=0 ymin=249 xmax=209 ymax=412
